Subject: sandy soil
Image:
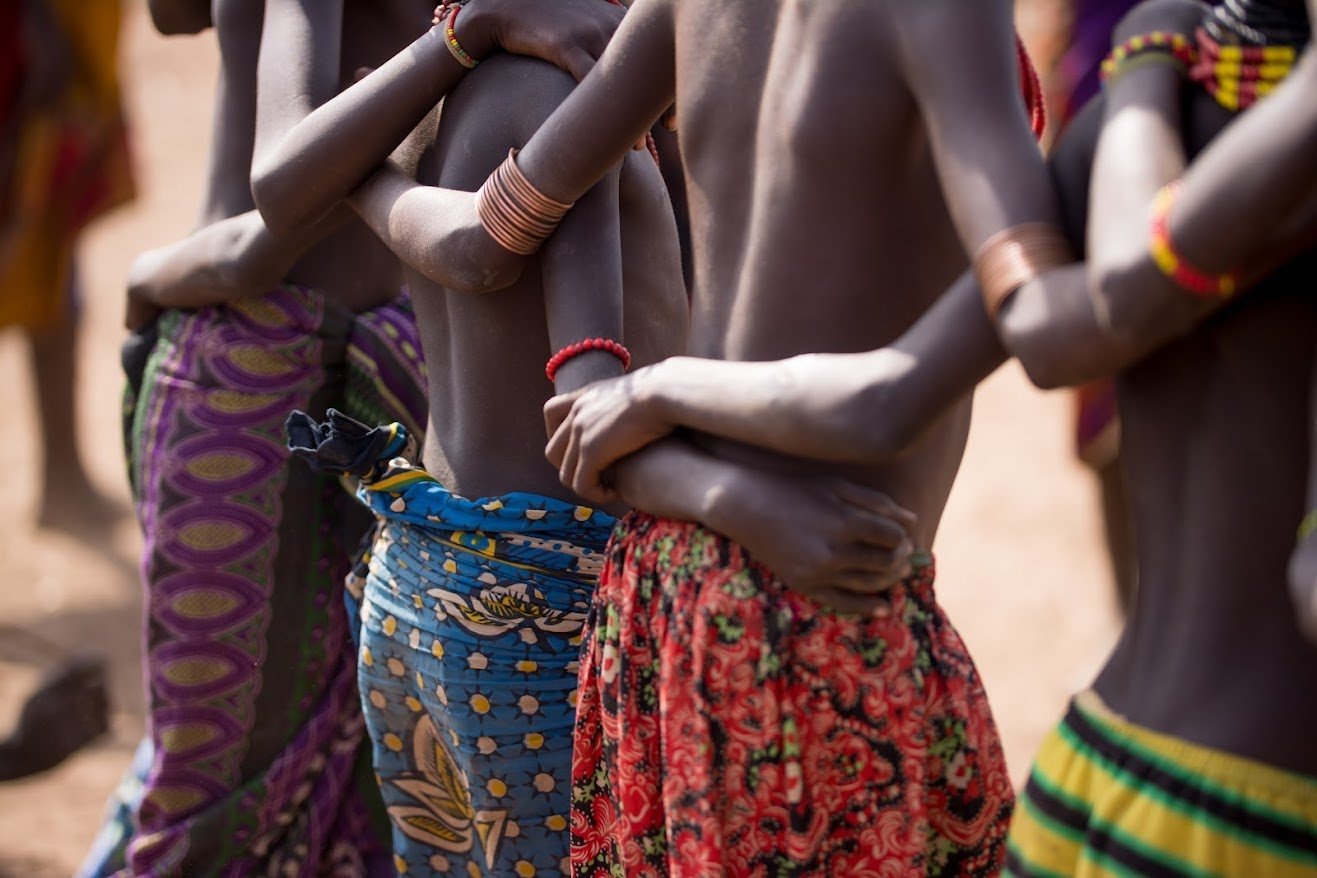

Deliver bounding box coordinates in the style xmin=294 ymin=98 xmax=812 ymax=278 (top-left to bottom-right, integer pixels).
xmin=0 ymin=2 xmax=1117 ymax=874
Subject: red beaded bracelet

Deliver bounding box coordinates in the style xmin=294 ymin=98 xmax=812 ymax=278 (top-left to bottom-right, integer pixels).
xmin=1148 ymin=181 xmax=1239 ymax=299
xmin=545 ymin=338 xmax=632 ymax=383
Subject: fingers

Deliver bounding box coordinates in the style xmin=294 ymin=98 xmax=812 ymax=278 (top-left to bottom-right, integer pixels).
xmin=807 ymin=585 xmax=891 ymax=618
xmin=556 ymin=415 xmax=583 ymax=489
xmin=834 ymin=542 xmax=913 ymax=583
xmin=352 ymin=66 xmax=375 ymax=84
xmin=543 ymin=391 xmax=580 ymax=437
xmin=832 ymin=481 xmax=917 ymax=528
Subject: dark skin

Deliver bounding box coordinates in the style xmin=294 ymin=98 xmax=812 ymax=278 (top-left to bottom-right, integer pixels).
xmin=125 ymin=0 xmax=645 ymax=326
xmin=10 ymin=0 xmax=119 ymax=529
xmin=252 ymin=0 xmax=927 ymax=612
xmin=552 ymin=0 xmax=1317 ymax=773
xmin=258 ymin=0 xmax=1065 ymax=608
xmin=1290 ymin=349 xmax=1317 ymax=644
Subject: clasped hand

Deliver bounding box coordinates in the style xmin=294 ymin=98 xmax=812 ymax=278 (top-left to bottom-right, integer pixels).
xmin=545 ymin=369 xmax=918 ymax=617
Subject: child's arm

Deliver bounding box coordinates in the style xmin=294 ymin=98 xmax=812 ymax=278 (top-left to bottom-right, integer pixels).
xmin=123 ymin=209 xmax=353 ymax=328
xmin=341 ymin=0 xmax=676 ymax=294
xmin=1090 ymin=50 xmax=1317 ymax=315
xmin=251 ymin=0 xmax=641 ymax=237
xmin=608 ymin=439 xmax=917 ymax=617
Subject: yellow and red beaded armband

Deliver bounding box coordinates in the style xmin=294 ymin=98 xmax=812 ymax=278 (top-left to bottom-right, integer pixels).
xmin=1148 ymin=181 xmax=1239 ymax=299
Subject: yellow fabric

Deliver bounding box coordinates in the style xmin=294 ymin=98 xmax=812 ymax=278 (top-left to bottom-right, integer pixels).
xmin=1006 ymin=691 xmax=1317 ymax=878
xmin=0 ymin=0 xmax=134 ymax=330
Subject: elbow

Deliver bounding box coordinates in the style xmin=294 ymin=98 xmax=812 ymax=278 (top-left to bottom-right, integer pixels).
xmin=1007 ymin=326 xmax=1116 ymax=390
xmin=423 ymin=238 xmax=527 ymax=294
xmin=1012 ymin=344 xmax=1075 ymax=390
xmin=433 ymin=260 xmax=525 ymax=295
xmin=250 ymin=160 xmax=306 ymax=239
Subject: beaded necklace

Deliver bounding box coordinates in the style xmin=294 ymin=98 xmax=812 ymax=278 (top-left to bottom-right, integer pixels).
xmin=1189 ymin=0 xmax=1308 ymax=111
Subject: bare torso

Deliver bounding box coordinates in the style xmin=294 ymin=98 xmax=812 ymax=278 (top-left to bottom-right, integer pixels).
xmin=415 ymin=56 xmax=686 ymax=501
xmin=675 ymin=1 xmax=973 ymax=548
xmin=207 ymin=0 xmax=429 ymax=311
xmin=1086 ymin=88 xmax=1317 ymax=775
xmin=279 ymin=0 xmax=430 ymax=311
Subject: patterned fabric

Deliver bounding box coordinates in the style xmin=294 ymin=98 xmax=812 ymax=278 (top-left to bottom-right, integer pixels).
xmin=1006 ymin=691 xmax=1317 ymax=878
xmin=572 ymin=512 xmax=1014 ymax=877
xmin=83 ymin=287 xmax=426 ymax=878
xmin=1074 ymin=379 xmax=1119 ymax=468
xmin=0 ymin=0 xmax=135 ymax=330
xmin=351 ymin=456 xmax=615 ymax=877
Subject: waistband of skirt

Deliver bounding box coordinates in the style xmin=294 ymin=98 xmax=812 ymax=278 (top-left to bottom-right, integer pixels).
xmin=362 ymin=463 xmax=616 ymax=542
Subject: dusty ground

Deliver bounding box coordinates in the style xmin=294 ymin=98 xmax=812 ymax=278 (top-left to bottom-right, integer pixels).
xmin=0 ymin=2 xmax=1117 ymax=874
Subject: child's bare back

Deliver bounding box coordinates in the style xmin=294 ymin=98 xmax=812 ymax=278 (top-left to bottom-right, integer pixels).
xmin=650 ymin=0 xmax=1039 ymax=548
xmin=396 ymin=53 xmax=685 ymax=500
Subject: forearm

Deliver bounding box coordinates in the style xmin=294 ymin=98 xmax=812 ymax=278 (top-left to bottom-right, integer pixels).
xmin=514 ymin=0 xmax=675 ymax=204
xmin=347 ymin=162 xmax=522 ymax=293
xmin=542 ymin=168 xmax=627 ymax=394
xmin=131 ymin=208 xmax=349 ymax=309
xmin=253 ymin=22 xmax=472 ymax=234
xmin=608 ymin=437 xmax=733 ymax=527
xmin=632 ymin=272 xmax=1010 ymax=464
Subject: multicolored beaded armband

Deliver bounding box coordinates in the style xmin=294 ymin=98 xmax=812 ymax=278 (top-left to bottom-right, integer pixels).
xmin=1100 ymin=31 xmax=1198 ymax=85
xmin=1148 ymin=181 xmax=1239 ymax=299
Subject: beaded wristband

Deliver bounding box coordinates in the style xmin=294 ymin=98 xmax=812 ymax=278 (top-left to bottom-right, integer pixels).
xmin=1148 ymin=181 xmax=1239 ymax=299
xmin=545 ymin=338 xmax=632 ymax=384
xmin=476 ymin=150 xmax=575 ymax=256
xmin=1100 ymin=31 xmax=1198 ymax=84
xmin=442 ymin=5 xmax=478 ymax=69
xmin=974 ymin=223 xmax=1074 ymax=318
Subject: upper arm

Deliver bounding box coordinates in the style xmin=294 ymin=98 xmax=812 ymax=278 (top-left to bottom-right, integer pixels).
xmin=349 ymin=57 xmax=587 ymax=293
xmin=888 ymin=0 xmax=1062 ymax=249
xmin=1083 ymin=63 xmax=1214 ymax=344
xmin=514 ymin=0 xmax=676 ymax=204
xmin=1048 ymin=94 xmax=1105 ymax=257
xmin=253 ymin=0 xmax=344 ymax=167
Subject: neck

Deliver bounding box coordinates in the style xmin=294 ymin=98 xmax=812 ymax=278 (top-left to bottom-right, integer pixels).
xmin=1207 ymin=0 xmax=1311 ymax=46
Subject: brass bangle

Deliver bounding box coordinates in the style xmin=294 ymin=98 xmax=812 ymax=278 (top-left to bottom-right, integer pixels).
xmin=475 ymin=150 xmax=574 ymax=256
xmin=974 ymin=223 xmax=1075 ymax=318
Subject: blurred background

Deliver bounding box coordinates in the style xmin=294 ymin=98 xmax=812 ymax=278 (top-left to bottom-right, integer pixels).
xmin=0 ymin=1 xmax=1120 ymax=873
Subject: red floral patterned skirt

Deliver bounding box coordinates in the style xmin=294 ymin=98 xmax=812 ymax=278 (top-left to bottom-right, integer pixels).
xmin=570 ymin=513 xmax=1013 ymax=877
